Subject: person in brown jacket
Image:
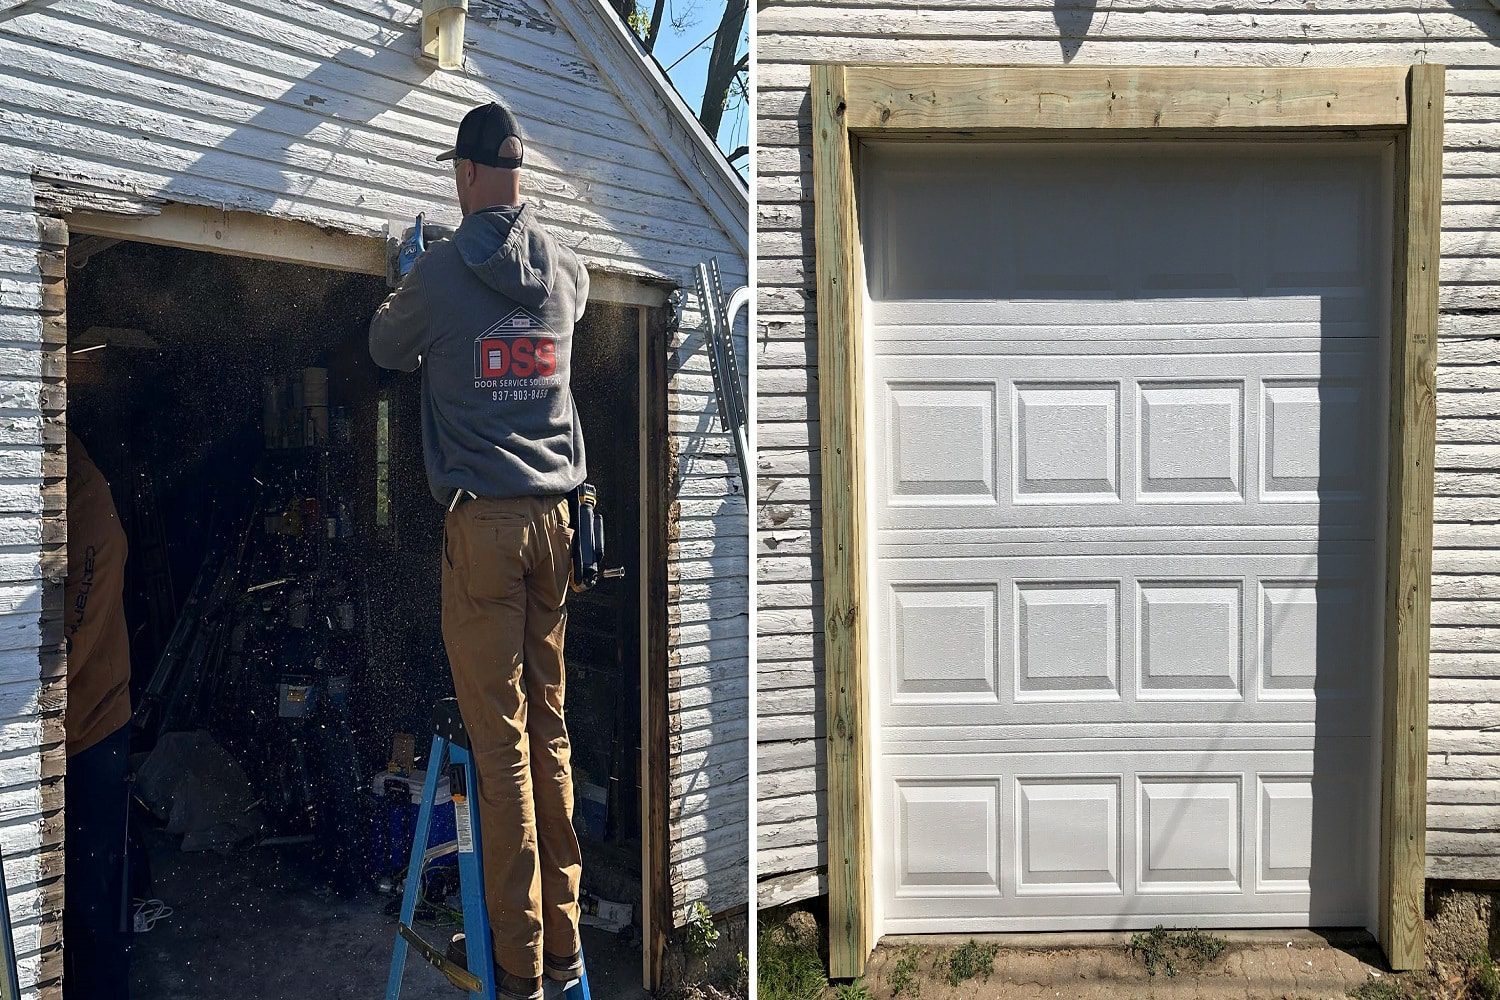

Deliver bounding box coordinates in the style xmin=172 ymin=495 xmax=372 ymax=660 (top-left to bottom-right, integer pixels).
xmin=64 ymin=430 xmax=132 ymax=1000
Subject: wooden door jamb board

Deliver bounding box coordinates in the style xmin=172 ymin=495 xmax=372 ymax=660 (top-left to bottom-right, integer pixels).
xmin=1378 ymin=62 xmax=1443 ymax=974
xmin=642 ymin=303 xmax=674 ymax=989
xmin=811 ymin=62 xmax=874 ymax=982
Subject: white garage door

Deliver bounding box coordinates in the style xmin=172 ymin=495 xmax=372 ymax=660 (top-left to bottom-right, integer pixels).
xmin=866 ymin=142 xmax=1390 ymax=933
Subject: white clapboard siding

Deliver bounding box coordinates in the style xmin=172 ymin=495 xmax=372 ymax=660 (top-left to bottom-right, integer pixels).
xmin=667 ymin=305 xmax=751 ymax=922
xmin=755 ymin=0 xmax=1500 ymax=907
xmin=0 ymin=0 xmax=746 ymax=989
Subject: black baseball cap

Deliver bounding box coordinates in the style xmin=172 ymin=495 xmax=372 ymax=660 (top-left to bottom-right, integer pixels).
xmin=436 ymin=102 xmax=525 ymax=168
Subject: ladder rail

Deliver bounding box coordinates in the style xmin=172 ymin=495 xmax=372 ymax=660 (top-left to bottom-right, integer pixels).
xmin=694 ymin=259 xmax=751 ymax=504
xmin=448 ymin=740 xmax=497 ymax=1000
xmin=385 ymin=735 xmax=448 ymax=999
xmin=707 ymin=260 xmax=748 ymax=435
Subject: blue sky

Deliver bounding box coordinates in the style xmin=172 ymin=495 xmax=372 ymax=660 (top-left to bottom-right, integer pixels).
xmin=642 ymin=0 xmax=748 ymax=179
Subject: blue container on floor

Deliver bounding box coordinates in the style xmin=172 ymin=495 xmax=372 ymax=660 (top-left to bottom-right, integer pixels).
xmin=373 ymin=770 xmax=457 ymax=876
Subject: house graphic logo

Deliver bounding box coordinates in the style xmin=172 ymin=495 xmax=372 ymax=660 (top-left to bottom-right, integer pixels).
xmin=474 ymin=307 xmax=558 ymax=382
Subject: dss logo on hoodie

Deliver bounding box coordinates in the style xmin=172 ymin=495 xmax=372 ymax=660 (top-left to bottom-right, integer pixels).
xmin=473 ymin=307 xmax=560 ymax=387
xmin=368 ymin=202 xmax=588 ymax=504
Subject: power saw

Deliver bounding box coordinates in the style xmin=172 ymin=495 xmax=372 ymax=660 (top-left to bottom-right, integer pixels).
xmin=385 ymin=213 xmax=455 ymax=287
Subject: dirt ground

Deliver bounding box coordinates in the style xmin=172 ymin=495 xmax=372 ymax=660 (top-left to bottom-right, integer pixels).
xmin=1406 ymin=885 xmax=1500 ymax=999
xmin=131 ymin=843 xmax=644 ymax=1000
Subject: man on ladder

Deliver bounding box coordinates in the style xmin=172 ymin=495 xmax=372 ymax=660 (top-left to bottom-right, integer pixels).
xmin=371 ymin=100 xmax=591 ymax=1000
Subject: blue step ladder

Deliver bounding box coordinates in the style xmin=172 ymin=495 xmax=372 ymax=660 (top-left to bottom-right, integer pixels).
xmin=386 ymin=698 xmax=592 ymax=1000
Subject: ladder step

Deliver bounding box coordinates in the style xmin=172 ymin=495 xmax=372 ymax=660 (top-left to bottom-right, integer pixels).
xmin=397 ymin=923 xmax=482 ymax=994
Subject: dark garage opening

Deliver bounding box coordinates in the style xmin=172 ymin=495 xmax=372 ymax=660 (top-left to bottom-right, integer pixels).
xmin=65 ymin=238 xmax=646 ymax=999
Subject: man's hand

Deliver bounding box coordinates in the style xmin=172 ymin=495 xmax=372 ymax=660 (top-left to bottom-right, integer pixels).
xmin=387 ymin=211 xmax=429 ymax=287
xmin=394 ymin=212 xmax=427 ymax=284
xmin=373 ymin=214 xmax=433 ymax=370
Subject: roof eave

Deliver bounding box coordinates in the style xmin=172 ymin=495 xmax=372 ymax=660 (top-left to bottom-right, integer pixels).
xmin=551 ymin=0 xmax=749 ymax=254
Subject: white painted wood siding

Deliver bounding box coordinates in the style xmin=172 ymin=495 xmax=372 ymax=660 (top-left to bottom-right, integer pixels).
xmin=0 ymin=0 xmax=748 ymax=990
xmin=668 ymin=304 xmax=751 ymax=922
xmin=755 ymin=0 xmax=1500 ymax=906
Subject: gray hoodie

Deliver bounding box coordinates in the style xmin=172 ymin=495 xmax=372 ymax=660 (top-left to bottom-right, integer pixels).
xmin=369 ymin=204 xmax=589 ymax=504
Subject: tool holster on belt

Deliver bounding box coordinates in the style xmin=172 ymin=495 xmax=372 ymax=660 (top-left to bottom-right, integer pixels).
xmin=567 ymin=483 xmax=623 ymax=593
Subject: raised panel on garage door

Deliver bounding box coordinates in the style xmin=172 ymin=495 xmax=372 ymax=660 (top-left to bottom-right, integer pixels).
xmin=865 ymin=141 xmax=1389 ymax=934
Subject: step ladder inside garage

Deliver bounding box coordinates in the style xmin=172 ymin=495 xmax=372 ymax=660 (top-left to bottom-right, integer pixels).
xmin=385 ymin=699 xmax=593 ymax=1000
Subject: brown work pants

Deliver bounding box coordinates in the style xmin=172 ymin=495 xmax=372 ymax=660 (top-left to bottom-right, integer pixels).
xmin=441 ymin=493 xmax=582 ymax=980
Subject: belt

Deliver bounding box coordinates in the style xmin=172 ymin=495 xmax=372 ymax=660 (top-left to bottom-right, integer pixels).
xmin=447 ymin=490 xmax=566 ymax=512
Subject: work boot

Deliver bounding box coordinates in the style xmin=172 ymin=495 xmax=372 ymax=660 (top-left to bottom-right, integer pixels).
xmin=543 ymin=950 xmax=584 ymax=983
xmin=444 ymin=933 xmax=468 ymax=972
xmin=496 ymin=969 xmax=543 ymax=1000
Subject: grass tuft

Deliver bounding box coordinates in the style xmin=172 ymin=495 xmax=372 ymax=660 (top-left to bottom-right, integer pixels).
xmin=889 ymin=946 xmax=922 ymax=999
xmin=1174 ymin=928 xmax=1228 ymax=967
xmin=1348 ymin=980 xmax=1416 ymax=1000
xmin=942 ymin=940 xmax=1000 ymax=987
xmin=1470 ymin=949 xmax=1500 ymax=1000
xmin=1127 ymin=926 xmax=1229 ymax=978
xmin=833 ymin=980 xmax=872 ymax=1000
xmin=757 ymin=922 xmax=827 ymax=1000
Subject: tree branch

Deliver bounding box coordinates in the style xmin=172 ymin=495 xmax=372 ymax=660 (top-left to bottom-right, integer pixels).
xmin=644 ymin=0 xmax=666 ymax=52
xmin=696 ymin=0 xmax=747 ymax=138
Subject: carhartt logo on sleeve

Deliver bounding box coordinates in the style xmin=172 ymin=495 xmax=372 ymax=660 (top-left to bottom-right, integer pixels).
xmin=473 ymin=307 xmax=562 ymax=401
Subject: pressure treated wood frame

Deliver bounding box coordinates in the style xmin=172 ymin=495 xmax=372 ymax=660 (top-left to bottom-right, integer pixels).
xmin=811 ymin=63 xmax=1444 ymax=977
xmin=641 ymin=303 xmax=674 ymax=991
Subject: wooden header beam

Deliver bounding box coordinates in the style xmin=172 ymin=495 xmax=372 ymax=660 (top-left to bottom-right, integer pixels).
xmin=68 ymin=202 xmax=387 ymax=275
xmin=843 ymin=65 xmax=1411 ymax=132
xmin=65 ymin=200 xmax=670 ymax=307
xmin=812 ymin=62 xmax=1442 ymax=978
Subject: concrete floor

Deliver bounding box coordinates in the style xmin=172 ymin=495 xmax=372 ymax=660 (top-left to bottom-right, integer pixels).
xmin=132 ymin=844 xmax=646 ymax=1000
xmin=857 ymin=936 xmax=1390 ymax=999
